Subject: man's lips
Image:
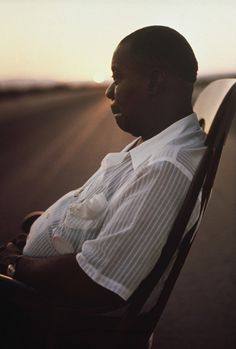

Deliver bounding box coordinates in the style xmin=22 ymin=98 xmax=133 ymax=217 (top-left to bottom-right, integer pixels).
xmin=111 ymin=104 xmax=121 ymax=115
xmin=111 ymin=104 xmax=126 ymax=127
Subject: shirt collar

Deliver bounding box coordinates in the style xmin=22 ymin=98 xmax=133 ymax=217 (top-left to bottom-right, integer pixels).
xmin=101 ymin=113 xmax=202 ymax=171
xmin=127 ymin=113 xmax=202 ymax=170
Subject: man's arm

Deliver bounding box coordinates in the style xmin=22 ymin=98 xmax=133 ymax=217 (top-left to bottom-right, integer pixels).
xmin=15 ymin=254 xmax=125 ymax=308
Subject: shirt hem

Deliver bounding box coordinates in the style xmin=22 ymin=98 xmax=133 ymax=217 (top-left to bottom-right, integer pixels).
xmin=76 ymin=253 xmax=131 ymax=301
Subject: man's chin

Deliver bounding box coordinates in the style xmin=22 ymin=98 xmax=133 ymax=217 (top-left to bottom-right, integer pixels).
xmin=114 ymin=114 xmax=140 ymax=137
xmin=114 ymin=112 xmax=123 ymax=122
xmin=114 ymin=113 xmax=126 ymax=130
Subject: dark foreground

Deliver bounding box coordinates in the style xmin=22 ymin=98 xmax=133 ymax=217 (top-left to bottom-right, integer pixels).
xmin=0 ymin=86 xmax=235 ymax=348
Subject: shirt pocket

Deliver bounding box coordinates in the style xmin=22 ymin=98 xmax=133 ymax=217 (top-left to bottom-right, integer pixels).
xmin=64 ymin=192 xmax=108 ymax=229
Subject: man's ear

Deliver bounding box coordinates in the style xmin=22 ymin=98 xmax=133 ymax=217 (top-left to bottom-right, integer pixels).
xmin=148 ymin=69 xmax=167 ymax=96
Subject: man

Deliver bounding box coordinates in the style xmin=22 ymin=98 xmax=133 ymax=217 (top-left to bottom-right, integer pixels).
xmin=0 ymin=26 xmax=205 ymax=311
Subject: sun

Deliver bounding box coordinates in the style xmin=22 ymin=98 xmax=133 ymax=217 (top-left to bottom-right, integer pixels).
xmin=93 ymin=72 xmax=106 ymax=83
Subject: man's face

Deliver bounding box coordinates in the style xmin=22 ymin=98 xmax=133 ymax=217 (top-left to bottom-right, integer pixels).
xmin=105 ymin=43 xmax=150 ymax=137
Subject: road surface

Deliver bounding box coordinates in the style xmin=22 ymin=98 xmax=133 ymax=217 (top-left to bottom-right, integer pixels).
xmin=0 ymin=87 xmax=235 ymax=348
xmin=0 ymin=88 xmax=133 ymax=242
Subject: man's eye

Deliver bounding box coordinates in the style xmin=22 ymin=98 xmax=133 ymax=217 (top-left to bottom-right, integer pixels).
xmin=112 ymin=75 xmax=120 ymax=83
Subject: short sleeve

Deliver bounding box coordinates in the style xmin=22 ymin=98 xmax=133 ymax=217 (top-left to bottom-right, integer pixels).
xmin=76 ymin=160 xmax=199 ymax=300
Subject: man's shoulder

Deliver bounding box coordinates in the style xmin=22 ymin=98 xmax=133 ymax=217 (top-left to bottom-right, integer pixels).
xmin=136 ymin=144 xmax=205 ymax=180
xmin=142 ymin=143 xmax=185 ymax=167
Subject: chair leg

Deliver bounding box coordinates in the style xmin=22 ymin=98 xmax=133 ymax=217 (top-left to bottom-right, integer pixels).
xmin=148 ymin=333 xmax=154 ymax=349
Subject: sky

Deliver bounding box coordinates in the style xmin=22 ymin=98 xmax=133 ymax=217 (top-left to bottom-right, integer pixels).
xmin=0 ymin=0 xmax=236 ymax=83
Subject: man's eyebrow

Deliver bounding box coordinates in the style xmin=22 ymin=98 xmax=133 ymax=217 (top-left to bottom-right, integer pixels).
xmin=111 ymin=69 xmax=122 ymax=79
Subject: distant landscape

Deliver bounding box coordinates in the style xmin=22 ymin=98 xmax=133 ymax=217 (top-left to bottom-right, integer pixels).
xmin=0 ymin=73 xmax=235 ymax=103
xmin=0 ymin=79 xmax=106 ymax=101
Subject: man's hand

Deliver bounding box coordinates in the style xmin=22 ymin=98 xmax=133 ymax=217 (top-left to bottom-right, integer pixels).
xmin=0 ymin=241 xmax=21 ymax=275
xmin=15 ymin=254 xmax=126 ymax=309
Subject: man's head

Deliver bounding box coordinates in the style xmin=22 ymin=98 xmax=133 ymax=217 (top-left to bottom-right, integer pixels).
xmin=106 ymin=26 xmax=198 ymax=140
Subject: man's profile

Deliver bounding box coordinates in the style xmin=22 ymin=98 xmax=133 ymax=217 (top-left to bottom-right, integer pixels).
xmin=0 ymin=26 xmax=205 ymax=312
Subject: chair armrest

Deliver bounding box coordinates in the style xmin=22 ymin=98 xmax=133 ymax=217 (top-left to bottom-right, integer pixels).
xmin=21 ymin=211 xmax=44 ymax=233
xmin=0 ymin=273 xmax=36 ymax=297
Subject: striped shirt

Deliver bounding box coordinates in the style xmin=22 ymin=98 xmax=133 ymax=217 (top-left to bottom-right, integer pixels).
xmin=23 ymin=113 xmax=206 ymax=301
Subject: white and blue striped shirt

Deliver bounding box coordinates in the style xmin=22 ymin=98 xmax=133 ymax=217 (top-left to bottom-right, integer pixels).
xmin=23 ymin=113 xmax=206 ymax=301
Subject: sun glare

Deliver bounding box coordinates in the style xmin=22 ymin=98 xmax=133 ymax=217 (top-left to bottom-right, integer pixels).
xmin=93 ymin=72 xmax=106 ymax=84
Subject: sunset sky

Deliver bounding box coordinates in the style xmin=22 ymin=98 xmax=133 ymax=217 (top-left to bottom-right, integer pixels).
xmin=0 ymin=0 xmax=235 ymax=83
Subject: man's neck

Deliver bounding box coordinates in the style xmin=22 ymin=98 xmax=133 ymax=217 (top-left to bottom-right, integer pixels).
xmin=141 ymin=106 xmax=193 ymax=141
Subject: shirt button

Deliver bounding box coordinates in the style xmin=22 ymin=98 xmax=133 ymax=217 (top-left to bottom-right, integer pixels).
xmin=74 ymin=188 xmax=82 ymax=197
xmin=43 ymin=211 xmax=50 ymax=218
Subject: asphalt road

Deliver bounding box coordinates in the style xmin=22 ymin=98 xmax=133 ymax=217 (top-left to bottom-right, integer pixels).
xmin=0 ymin=87 xmax=235 ymax=348
xmin=0 ymin=88 xmax=133 ymax=242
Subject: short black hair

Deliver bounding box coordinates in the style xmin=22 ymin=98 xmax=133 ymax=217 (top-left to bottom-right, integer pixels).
xmin=119 ymin=26 xmax=198 ymax=83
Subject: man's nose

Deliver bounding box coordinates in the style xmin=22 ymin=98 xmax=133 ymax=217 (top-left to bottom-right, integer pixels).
xmin=105 ymin=82 xmax=115 ymax=100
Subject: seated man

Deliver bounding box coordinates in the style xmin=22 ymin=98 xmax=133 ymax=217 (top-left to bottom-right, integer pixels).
xmin=0 ymin=26 xmax=206 ymax=311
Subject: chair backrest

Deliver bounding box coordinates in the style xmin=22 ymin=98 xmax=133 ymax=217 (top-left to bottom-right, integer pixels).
xmin=119 ymin=79 xmax=236 ymax=337
xmin=194 ymin=79 xmax=236 ymax=133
